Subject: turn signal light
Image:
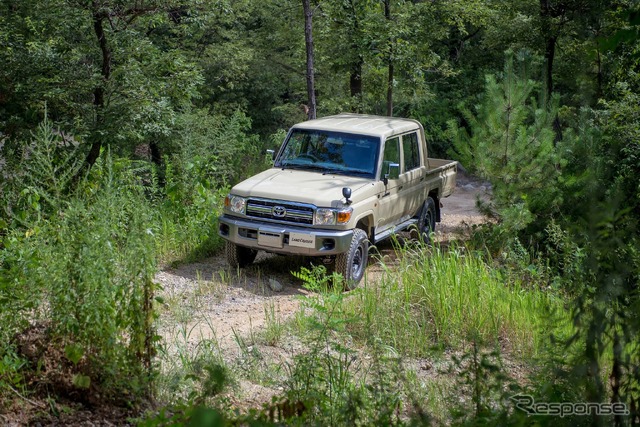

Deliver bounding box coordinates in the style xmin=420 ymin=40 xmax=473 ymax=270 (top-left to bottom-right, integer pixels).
xmin=337 ymin=210 xmax=352 ymax=224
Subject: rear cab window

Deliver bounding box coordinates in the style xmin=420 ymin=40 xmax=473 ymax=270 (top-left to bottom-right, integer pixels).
xmin=402 ymin=132 xmax=421 ymax=171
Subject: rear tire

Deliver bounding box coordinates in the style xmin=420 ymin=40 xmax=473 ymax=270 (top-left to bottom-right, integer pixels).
xmin=225 ymin=241 xmax=257 ymax=268
xmin=334 ymin=229 xmax=368 ymax=290
xmin=417 ymin=197 xmax=436 ymax=243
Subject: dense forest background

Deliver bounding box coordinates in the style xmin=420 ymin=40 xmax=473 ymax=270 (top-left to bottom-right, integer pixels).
xmin=0 ymin=0 xmax=639 ymax=425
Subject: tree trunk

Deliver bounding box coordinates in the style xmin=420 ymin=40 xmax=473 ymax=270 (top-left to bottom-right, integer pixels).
xmin=302 ymin=0 xmax=317 ymax=120
xmin=345 ymin=0 xmax=363 ymax=112
xmin=384 ymin=0 xmax=393 ymax=116
xmin=350 ymin=56 xmax=363 ymax=112
xmin=85 ymin=4 xmax=112 ymax=169
xmin=540 ymin=0 xmax=556 ymax=100
xmin=596 ymin=42 xmax=603 ymax=100
xmin=149 ymin=141 xmax=162 ymax=166
xmin=540 ymin=0 xmax=562 ymax=142
xmin=386 ymin=59 xmax=394 ymax=117
xmin=543 ymin=34 xmax=556 ymax=100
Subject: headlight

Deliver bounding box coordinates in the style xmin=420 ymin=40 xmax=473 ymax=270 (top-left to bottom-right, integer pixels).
xmin=225 ymin=194 xmax=246 ymax=214
xmin=315 ymin=208 xmax=336 ymax=225
xmin=314 ymin=207 xmax=352 ymax=225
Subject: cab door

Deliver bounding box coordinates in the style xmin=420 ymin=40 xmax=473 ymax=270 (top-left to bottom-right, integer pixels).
xmin=398 ymin=132 xmax=426 ymax=221
xmin=376 ymin=136 xmax=407 ymax=232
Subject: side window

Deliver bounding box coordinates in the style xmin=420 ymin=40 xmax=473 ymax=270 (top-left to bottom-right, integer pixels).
xmin=382 ymin=137 xmax=400 ymax=176
xmin=402 ymin=132 xmax=420 ymax=171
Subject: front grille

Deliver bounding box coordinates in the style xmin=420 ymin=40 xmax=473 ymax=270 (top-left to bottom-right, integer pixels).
xmin=246 ymin=199 xmax=314 ymax=225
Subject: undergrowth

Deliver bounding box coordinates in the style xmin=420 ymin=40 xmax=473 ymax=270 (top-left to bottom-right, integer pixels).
xmin=292 ymin=243 xmax=569 ymax=359
xmin=0 ymin=153 xmax=158 ymax=402
xmin=143 ymin=246 xmax=572 ymax=425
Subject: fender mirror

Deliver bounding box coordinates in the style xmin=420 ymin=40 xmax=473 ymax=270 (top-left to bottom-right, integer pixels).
xmin=342 ymin=187 xmax=352 ymax=204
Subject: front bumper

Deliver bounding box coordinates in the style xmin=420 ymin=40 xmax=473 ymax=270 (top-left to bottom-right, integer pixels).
xmin=218 ymin=215 xmax=354 ymax=256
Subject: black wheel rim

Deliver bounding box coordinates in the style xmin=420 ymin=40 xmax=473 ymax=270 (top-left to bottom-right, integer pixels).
xmin=351 ymin=245 xmax=363 ymax=278
xmin=423 ymin=210 xmax=433 ymax=234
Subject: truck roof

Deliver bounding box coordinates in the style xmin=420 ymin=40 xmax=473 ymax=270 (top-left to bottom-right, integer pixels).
xmin=292 ymin=113 xmax=423 ymax=139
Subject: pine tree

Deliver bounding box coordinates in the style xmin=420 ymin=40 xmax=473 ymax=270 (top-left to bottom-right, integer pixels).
xmin=448 ymin=50 xmax=560 ymax=235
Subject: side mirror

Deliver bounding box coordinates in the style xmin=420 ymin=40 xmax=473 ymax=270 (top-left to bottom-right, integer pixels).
xmin=384 ymin=162 xmax=400 ymax=184
xmin=342 ymin=187 xmax=352 ymax=204
xmin=265 ymin=149 xmax=276 ymax=161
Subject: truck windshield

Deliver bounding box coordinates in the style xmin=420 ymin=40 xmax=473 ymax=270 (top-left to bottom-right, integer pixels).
xmin=275 ymin=129 xmax=380 ymax=179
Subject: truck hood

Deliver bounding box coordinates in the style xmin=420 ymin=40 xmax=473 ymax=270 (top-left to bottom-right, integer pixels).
xmin=231 ymin=168 xmax=374 ymax=207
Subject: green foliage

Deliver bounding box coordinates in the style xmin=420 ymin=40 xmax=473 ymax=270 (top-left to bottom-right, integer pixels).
xmin=281 ymin=339 xmax=407 ymax=425
xmin=0 ymin=0 xmax=204 ymax=153
xmin=155 ymin=321 xmax=234 ymax=409
xmin=20 ymin=112 xmax=82 ymax=212
xmin=1 ymin=0 xmax=640 ymax=423
xmin=1 ymin=156 xmax=158 ymax=398
xmin=344 ymin=244 xmax=567 ymax=358
xmin=168 ymin=109 xmax=260 ymax=188
xmin=258 ymin=256 xmax=564 ymax=424
xmin=562 ymin=173 xmax=640 ymax=423
xmin=0 ymin=109 xmax=83 ymax=228
xmin=279 ymin=265 xmax=411 ymax=425
xmin=0 ymin=346 xmax=28 ymax=399
xmin=599 ymin=80 xmax=640 ymax=214
xmin=449 ymin=50 xmax=560 ymax=241
xmin=446 ymin=343 xmax=522 ymax=426
xmin=292 ymin=264 xmax=342 ymax=292
xmin=155 ymin=109 xmax=261 ymax=263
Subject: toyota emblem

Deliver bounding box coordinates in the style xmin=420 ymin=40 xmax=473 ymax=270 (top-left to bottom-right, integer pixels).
xmin=272 ymin=206 xmax=287 ymax=218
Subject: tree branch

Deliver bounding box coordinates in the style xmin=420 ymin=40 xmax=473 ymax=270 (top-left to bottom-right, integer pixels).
xmin=7 ymin=384 xmax=47 ymax=409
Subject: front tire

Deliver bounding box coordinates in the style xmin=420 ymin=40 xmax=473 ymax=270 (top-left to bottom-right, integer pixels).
xmin=225 ymin=241 xmax=257 ymax=268
xmin=335 ymin=228 xmax=368 ymax=290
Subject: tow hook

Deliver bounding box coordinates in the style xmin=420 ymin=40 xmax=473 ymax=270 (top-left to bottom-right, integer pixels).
xmin=322 ymin=256 xmax=334 ymax=265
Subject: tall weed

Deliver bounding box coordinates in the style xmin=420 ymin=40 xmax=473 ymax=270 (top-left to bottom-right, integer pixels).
xmin=279 ymin=270 xmax=411 ymax=425
xmin=0 ymin=153 xmax=158 ymax=400
xmin=341 ymin=244 xmax=567 ymax=358
xmin=0 ymin=110 xmax=82 ymax=229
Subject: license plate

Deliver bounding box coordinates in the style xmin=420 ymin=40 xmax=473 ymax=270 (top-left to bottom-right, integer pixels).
xmin=258 ymin=231 xmax=283 ymax=248
xmin=289 ymin=232 xmax=315 ymax=249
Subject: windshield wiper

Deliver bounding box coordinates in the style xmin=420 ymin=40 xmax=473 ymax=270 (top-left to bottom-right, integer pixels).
xmin=322 ymin=169 xmax=371 ymax=176
xmin=280 ymin=163 xmax=326 ymax=172
xmin=281 ymin=164 xmax=370 ymax=176
xmin=280 ymin=163 xmax=307 ymax=170
xmin=322 ymin=169 xmax=347 ymax=175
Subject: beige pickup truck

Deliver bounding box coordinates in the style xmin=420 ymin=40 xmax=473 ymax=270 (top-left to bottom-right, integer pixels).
xmin=218 ymin=113 xmax=457 ymax=288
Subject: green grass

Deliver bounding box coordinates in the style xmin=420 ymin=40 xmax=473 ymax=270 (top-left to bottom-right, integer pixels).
xmin=262 ymin=300 xmax=285 ymax=346
xmin=332 ymin=243 xmax=570 ymax=359
xmin=267 ymin=243 xmax=575 ymax=424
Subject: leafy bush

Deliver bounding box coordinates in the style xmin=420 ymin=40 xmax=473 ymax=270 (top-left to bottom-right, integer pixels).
xmin=0 ymin=155 xmax=158 ymax=399
xmin=167 ymin=109 xmax=260 ymax=188
xmin=155 ymin=109 xmax=264 ymax=263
